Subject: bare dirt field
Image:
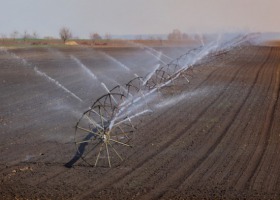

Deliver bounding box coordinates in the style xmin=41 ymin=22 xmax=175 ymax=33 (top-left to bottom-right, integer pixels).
xmin=1 ymin=45 xmax=280 ymax=199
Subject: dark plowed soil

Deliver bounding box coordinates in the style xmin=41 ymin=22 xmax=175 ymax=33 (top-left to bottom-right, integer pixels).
xmin=1 ymin=45 xmax=280 ymax=199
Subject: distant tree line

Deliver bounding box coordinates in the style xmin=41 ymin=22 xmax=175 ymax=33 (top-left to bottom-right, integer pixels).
xmin=0 ymin=30 xmax=39 ymax=41
xmin=58 ymin=27 xmax=112 ymax=43
xmin=0 ymin=27 xmax=199 ymax=43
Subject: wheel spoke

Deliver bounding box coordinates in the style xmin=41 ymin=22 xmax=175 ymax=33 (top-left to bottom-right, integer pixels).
xmin=90 ymin=109 xmax=108 ymax=121
xmin=76 ymin=126 xmax=102 ymax=138
xmin=108 ymin=142 xmax=123 ymax=161
xmin=109 ymin=138 xmax=132 ymax=147
xmin=95 ymin=143 xmax=104 ymax=167
xmin=105 ymin=142 xmax=111 ymax=167
xmin=110 ymin=131 xmax=131 ymax=140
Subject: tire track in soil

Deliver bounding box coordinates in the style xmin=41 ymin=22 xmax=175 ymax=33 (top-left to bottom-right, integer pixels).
xmin=77 ymin=47 xmax=258 ymax=199
xmin=177 ymin=47 xmax=274 ymax=192
xmin=235 ymin=48 xmax=280 ymax=191
xmin=197 ymin=47 xmax=276 ymax=188
xmin=251 ymin=48 xmax=280 ymax=193
xmin=188 ymin=46 xmax=276 ymax=191
xmin=263 ymin=51 xmax=280 ymax=193
xmin=271 ymin=88 xmax=280 ymax=192
xmin=137 ymin=47 xmax=272 ymax=200
xmin=221 ymin=47 xmax=278 ymax=189
xmin=183 ymin=46 xmax=271 ymax=191
xmin=219 ymin=47 xmax=277 ymax=189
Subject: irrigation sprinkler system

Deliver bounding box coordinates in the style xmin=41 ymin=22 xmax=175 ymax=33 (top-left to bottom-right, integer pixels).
xmin=74 ymin=33 xmax=255 ymax=167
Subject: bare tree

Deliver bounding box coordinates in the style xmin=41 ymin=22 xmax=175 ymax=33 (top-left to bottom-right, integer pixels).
xmin=32 ymin=31 xmax=39 ymax=39
xmin=90 ymin=33 xmax=102 ymax=42
xmin=168 ymin=29 xmax=182 ymax=40
xmin=22 ymin=31 xmax=32 ymax=41
xmin=59 ymin=27 xmax=72 ymax=43
xmin=10 ymin=31 xmax=19 ymax=40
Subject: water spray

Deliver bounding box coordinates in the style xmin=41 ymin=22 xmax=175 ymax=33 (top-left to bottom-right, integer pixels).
xmin=100 ymin=51 xmax=131 ymax=71
xmin=1 ymin=48 xmax=83 ymax=103
xmin=71 ymin=55 xmax=97 ymax=80
xmin=34 ymin=67 xmax=83 ymax=103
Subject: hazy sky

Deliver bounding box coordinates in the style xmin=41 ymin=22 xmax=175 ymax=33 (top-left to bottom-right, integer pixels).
xmin=0 ymin=0 xmax=279 ymax=38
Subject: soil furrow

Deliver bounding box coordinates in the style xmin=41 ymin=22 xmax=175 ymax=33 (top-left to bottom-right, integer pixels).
xmin=233 ymin=48 xmax=279 ymax=190
xmin=241 ymin=52 xmax=280 ymax=190
xmin=215 ymin=47 xmax=275 ymax=187
xmin=178 ymin=47 xmax=271 ymax=187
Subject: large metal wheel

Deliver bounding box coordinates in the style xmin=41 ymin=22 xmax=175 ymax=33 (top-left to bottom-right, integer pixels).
xmin=74 ymin=93 xmax=134 ymax=167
